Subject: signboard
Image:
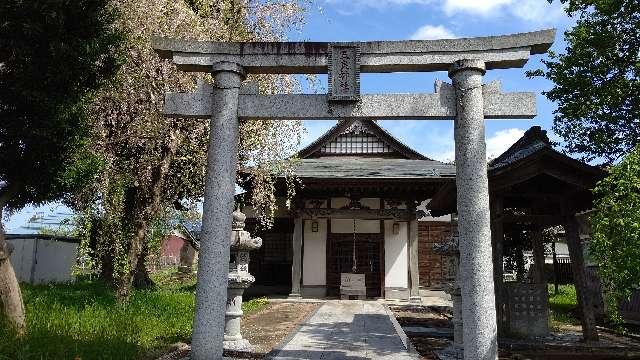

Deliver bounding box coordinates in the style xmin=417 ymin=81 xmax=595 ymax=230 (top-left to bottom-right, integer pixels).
xmin=340 ymin=273 xmax=366 ymax=298
xmin=328 ymin=43 xmax=360 ymax=101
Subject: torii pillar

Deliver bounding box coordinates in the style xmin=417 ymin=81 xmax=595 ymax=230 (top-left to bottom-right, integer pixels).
xmin=450 ymin=59 xmax=498 ymax=358
xmin=191 ymin=62 xmax=245 ymax=359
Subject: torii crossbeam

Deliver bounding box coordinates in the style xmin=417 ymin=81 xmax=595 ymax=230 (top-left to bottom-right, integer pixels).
xmin=153 ymin=29 xmax=555 ymax=360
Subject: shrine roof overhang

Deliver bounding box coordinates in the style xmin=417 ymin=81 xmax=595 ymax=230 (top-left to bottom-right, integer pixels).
xmin=290 ymin=158 xmax=455 ymax=179
xmin=426 ymin=140 xmax=606 ymax=217
xmin=152 ymin=29 xmax=556 ymax=74
xmin=238 ymin=158 xmax=454 ymax=199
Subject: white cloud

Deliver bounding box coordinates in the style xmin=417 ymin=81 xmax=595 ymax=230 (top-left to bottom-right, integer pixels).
xmin=444 ymin=0 xmax=566 ymax=24
xmin=427 ymin=128 xmax=524 ymax=163
xmin=509 ymin=0 xmax=566 ymax=25
xmin=486 ymin=128 xmax=525 ymax=159
xmin=443 ymin=0 xmax=513 ymax=15
xmin=322 ymin=0 xmax=565 ymax=24
xmin=410 ymin=24 xmax=457 ymax=40
xmin=323 ymin=0 xmax=431 ymax=7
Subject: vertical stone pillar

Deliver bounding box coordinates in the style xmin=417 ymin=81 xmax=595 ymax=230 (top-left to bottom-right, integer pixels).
xmin=191 ymin=61 xmax=245 ymax=360
xmin=409 ymin=219 xmax=421 ymax=303
xmin=531 ymin=226 xmax=546 ymax=284
xmin=449 ymin=59 xmax=498 ymax=360
xmin=290 ymin=215 xmax=303 ymax=298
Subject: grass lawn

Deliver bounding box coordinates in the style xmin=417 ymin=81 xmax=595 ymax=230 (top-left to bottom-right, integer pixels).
xmin=0 ymin=269 xmax=268 ymax=360
xmin=548 ymin=284 xmax=581 ymax=329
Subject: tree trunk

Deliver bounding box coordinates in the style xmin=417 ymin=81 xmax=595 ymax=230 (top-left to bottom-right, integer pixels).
xmin=133 ymin=240 xmax=154 ymax=289
xmin=532 ymin=226 xmax=546 ymax=284
xmin=117 ymin=129 xmax=180 ymax=301
xmin=0 ymin=206 xmax=26 ymax=335
xmin=117 ymin=201 xmax=152 ymax=301
xmin=90 ymin=218 xmax=116 ymax=285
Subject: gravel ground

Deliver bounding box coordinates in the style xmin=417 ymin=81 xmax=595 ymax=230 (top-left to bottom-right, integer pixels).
xmin=156 ymin=301 xmax=320 ymax=360
xmin=389 ymin=304 xmax=640 ymax=360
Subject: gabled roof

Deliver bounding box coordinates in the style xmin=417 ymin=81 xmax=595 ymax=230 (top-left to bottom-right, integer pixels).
xmin=427 ymin=126 xmax=607 ymax=217
xmin=489 ymin=126 xmax=550 ymax=170
xmin=488 ymin=126 xmax=605 ymax=183
xmin=297 ymin=119 xmax=429 ymax=160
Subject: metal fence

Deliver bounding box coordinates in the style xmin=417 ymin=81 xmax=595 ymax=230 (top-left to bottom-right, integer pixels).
xmin=621 ymin=290 xmax=640 ymax=325
xmin=545 ymin=258 xmax=573 ymax=284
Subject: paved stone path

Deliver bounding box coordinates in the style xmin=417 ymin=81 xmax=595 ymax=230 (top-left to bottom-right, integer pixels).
xmin=270 ymin=300 xmax=419 ymax=359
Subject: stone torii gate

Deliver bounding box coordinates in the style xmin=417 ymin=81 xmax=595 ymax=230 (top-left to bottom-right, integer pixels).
xmin=153 ymin=29 xmax=555 ymax=360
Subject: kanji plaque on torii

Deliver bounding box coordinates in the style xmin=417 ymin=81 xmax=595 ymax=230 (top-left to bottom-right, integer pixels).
xmin=327 ymin=43 xmax=360 ymax=101
xmin=153 ymin=29 xmax=555 ymax=360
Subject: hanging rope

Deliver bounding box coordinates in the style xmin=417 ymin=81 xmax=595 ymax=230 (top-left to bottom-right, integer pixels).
xmin=352 ymin=218 xmax=357 ymax=273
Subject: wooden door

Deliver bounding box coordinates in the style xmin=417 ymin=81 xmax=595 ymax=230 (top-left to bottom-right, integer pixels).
xmin=327 ymin=233 xmax=383 ymax=298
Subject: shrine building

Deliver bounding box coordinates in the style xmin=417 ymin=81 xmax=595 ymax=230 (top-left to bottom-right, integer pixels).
xmin=239 ymin=119 xmax=604 ymax=303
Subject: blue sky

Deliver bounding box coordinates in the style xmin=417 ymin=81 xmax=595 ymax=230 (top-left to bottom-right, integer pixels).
xmin=296 ymin=0 xmax=573 ymax=160
xmin=4 ymin=0 xmax=574 ymax=233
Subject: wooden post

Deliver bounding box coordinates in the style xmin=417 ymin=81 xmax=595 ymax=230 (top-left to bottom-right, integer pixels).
xmin=565 ymin=213 xmax=599 ymax=342
xmin=290 ymin=215 xmax=303 ymax=298
xmin=552 ymin=239 xmax=559 ymax=295
xmin=531 ymin=226 xmax=546 ymax=284
xmin=490 ymin=195 xmax=505 ymax=333
xmin=409 ymin=219 xmax=421 ymax=303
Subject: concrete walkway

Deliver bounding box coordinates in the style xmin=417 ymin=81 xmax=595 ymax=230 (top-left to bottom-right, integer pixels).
xmin=270 ymin=300 xmax=419 ymax=360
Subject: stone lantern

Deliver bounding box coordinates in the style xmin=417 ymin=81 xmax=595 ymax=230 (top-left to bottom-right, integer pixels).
xmin=433 ymin=234 xmax=463 ymax=359
xmin=224 ymin=210 xmax=262 ymax=351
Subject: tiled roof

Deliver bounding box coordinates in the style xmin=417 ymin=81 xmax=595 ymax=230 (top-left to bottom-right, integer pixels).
xmin=292 ymin=158 xmax=455 ymax=179
xmin=489 ymin=126 xmax=551 ymax=170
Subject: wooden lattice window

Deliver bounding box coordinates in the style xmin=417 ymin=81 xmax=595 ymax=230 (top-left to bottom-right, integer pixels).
xmin=320 ymin=132 xmax=393 ymax=155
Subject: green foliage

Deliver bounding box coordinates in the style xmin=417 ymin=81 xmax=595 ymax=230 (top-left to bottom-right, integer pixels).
xmin=547 ymin=284 xmax=581 ymax=328
xmin=591 ymin=146 xmax=640 ymax=316
xmin=529 ymin=0 xmax=640 ymax=163
xmin=0 ymin=0 xmax=124 ymax=209
xmin=243 ymin=297 xmax=269 ymax=314
xmin=0 ymin=270 xmax=270 ymax=359
xmin=0 ymin=279 xmax=194 ymax=359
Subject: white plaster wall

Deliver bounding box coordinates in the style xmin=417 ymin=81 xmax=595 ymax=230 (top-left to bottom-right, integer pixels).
xmin=7 ymin=238 xmax=35 ymax=282
xmin=7 ymin=238 xmax=77 ymax=284
xmin=384 ymin=220 xmax=408 ymax=288
xmin=331 ymin=219 xmax=380 ymax=233
xmin=303 ymin=219 xmax=327 ymax=286
xmin=33 ymin=240 xmax=78 ymax=284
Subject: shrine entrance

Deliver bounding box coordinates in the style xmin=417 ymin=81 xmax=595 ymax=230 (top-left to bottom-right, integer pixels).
xmin=153 ymin=29 xmax=556 ymax=359
xmin=327 ymin=232 xmax=383 ymax=298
